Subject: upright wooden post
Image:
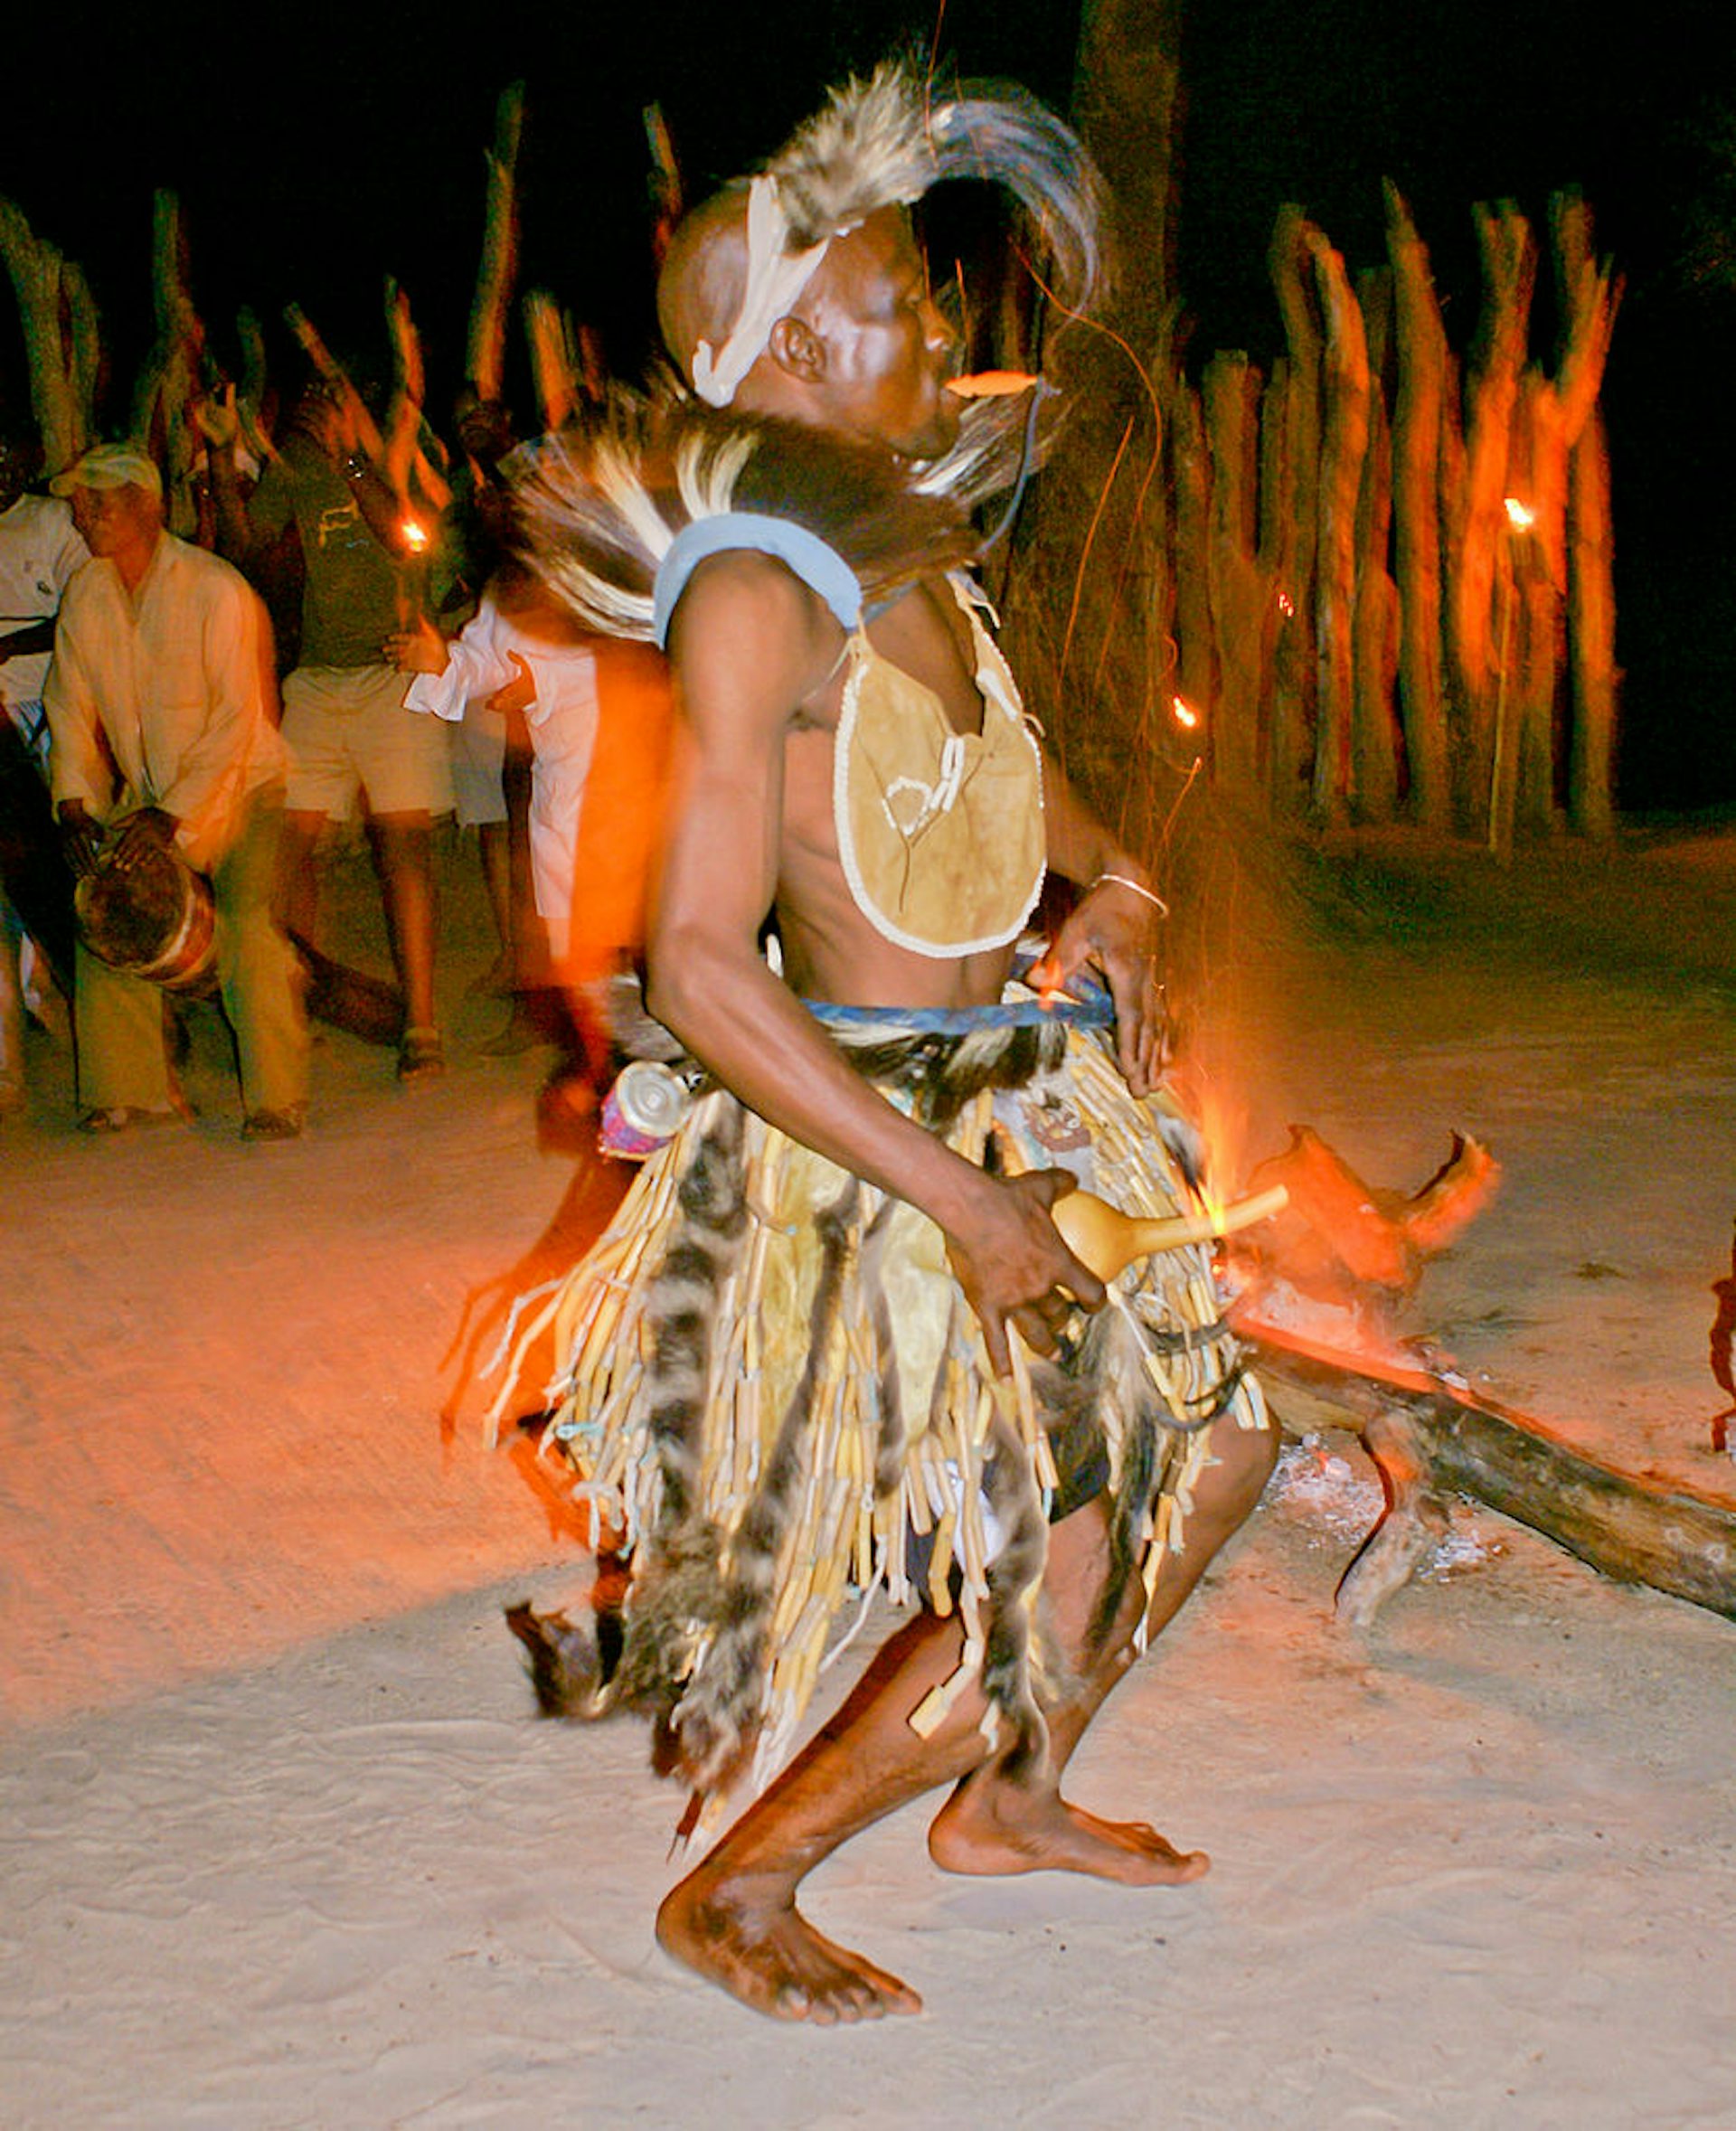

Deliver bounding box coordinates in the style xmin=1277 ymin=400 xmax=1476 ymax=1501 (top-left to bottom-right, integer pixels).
xmin=1268 ymin=209 xmax=1321 ymax=819
xmin=1202 ymin=349 xmax=1267 ymax=798
xmin=998 ymin=0 xmax=1183 ymax=853
xmin=1384 ymin=184 xmax=1452 ymax=827
xmin=0 ymin=197 xmax=96 ymax=476
xmin=1353 ymin=266 xmax=1401 ymax=820
xmin=1168 ymin=370 xmax=1216 ymax=767
xmin=1452 ymin=203 xmax=1535 ymax=834
xmin=467 ymin=81 xmax=524 ymax=403
xmin=1307 ymin=223 xmax=1372 ymax=825
xmin=1568 ymin=404 xmax=1618 ymax=836
xmin=133 ymin=191 xmax=205 ymax=537
xmin=1552 ymin=191 xmax=1623 ymax=838
xmin=1510 ymin=373 xmax=1570 ymax=840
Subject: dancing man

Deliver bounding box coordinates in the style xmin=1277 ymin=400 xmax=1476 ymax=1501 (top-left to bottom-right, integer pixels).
xmin=502 ymin=63 xmax=1277 ymax=2022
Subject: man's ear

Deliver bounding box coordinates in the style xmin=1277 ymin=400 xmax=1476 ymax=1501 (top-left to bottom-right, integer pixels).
xmin=766 ymin=313 xmax=826 ymax=384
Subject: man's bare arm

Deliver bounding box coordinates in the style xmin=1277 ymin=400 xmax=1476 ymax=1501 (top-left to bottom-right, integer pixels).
xmin=647 ymin=555 xmax=1103 ymax=1368
xmin=1026 ymin=750 xmax=1168 ymax=1097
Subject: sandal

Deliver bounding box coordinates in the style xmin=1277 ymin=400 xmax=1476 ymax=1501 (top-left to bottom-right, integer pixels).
xmin=396 ymin=1026 xmax=446 ymax=1084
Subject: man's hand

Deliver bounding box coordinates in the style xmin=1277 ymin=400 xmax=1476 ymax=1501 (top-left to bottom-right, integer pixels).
xmin=1028 ymin=875 xmax=1167 ymax=1099
xmin=944 ymin=1167 xmax=1108 ymax=1376
xmin=110 ymin=806 xmax=178 ymax=874
xmin=486 ymin=652 xmax=536 ymax=718
xmin=384 ymin=616 xmax=450 ymax=675
xmin=57 ymin=801 xmax=105 ymax=880
xmin=193 ymin=382 xmax=241 ymax=451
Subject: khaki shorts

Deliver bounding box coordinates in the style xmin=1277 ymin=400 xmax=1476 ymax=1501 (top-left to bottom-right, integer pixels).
xmin=448 ymin=698 xmax=508 ymax=828
xmin=281 ymin=665 xmax=454 ymax=818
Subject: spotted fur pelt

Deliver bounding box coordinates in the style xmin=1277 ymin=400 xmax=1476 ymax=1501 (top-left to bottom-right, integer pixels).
xmin=604 ymin=1102 xmax=751 ymax=1736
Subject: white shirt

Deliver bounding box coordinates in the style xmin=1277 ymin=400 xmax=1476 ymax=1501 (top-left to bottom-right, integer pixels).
xmin=407 ymin=595 xmax=599 ymax=958
xmin=45 ymin=533 xmax=285 ymax=872
xmin=0 ymin=493 xmax=88 ymax=717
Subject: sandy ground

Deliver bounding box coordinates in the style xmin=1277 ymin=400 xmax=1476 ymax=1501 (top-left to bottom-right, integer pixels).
xmin=4 ymin=825 xmax=1734 ymax=2128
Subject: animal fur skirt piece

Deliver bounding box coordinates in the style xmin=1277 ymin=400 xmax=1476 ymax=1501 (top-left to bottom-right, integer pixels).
xmin=493 ymin=998 xmax=1269 ymax=1823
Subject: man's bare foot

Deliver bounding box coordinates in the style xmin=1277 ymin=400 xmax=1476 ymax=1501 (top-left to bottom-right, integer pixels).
xmin=656 ymin=1866 xmax=922 ymax=2023
xmin=926 ymin=1777 xmax=1210 ymax=1886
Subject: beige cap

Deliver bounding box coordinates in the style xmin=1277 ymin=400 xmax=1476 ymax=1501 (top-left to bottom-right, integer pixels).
xmin=50 ymin=443 xmax=163 ymax=499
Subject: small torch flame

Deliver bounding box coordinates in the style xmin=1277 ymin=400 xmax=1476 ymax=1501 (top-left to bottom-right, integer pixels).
xmin=1172 ymin=694 xmax=1200 ymax=731
xmin=1503 ymin=496 xmax=1535 ymax=533
xmin=401 ymin=518 xmax=429 ymax=554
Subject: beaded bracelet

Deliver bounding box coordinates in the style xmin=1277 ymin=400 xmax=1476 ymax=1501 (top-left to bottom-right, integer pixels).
xmin=1091 ymin=871 xmax=1169 ymax=917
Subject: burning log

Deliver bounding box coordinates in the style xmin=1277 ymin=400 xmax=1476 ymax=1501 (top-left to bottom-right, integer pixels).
xmin=1231 ymin=1128 xmax=1736 ymax=1627
xmin=1245 ymin=1123 xmax=1500 ymax=1302
xmin=1243 ymin=1321 xmax=1736 ymax=1628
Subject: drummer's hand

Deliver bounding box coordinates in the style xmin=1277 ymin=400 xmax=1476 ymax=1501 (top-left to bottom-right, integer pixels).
xmin=111 ymin=806 xmax=178 ymax=874
xmin=57 ymin=801 xmax=105 ymax=881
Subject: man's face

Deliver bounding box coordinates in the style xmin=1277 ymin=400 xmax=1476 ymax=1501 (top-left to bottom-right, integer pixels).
xmin=75 ymin=483 xmax=162 ymax=561
xmin=794 ymin=208 xmax=959 ymax=460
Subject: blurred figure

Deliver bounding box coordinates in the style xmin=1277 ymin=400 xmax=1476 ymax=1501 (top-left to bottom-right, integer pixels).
xmin=0 ymin=432 xmax=86 ymax=1112
xmin=392 ymin=565 xmax=672 ymax=1119
xmin=211 ymin=374 xmax=453 ymax=1082
xmin=437 ymin=390 xmax=541 ymax=1032
xmin=44 ymin=445 xmax=307 ymax=1137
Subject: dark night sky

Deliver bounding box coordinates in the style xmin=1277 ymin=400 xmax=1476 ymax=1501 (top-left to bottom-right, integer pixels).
xmin=5 ymin=0 xmax=1735 ymax=806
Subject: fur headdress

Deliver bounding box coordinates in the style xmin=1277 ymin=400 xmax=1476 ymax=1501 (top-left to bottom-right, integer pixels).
xmin=510 ymin=60 xmax=1107 ymax=642
xmin=692 ymin=58 xmax=1107 ymax=405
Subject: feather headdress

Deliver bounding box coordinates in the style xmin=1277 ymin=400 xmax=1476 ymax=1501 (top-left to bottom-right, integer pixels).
xmin=511 ymin=60 xmax=1107 ymax=642
xmin=693 ymin=58 xmax=1107 ymax=405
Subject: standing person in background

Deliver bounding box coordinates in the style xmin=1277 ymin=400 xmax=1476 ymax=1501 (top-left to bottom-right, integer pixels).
xmin=0 ymin=433 xmax=86 ymax=1112
xmin=210 ymin=375 xmax=453 ymax=1083
xmin=45 ymin=445 xmax=307 ymax=1138
xmin=392 ymin=562 xmax=673 ymax=1120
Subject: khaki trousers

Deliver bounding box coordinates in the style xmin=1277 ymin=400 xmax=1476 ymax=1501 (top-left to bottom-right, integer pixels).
xmin=75 ymin=788 xmax=308 ymax=1116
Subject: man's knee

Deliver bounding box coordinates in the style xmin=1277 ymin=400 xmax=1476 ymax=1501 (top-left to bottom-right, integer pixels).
xmin=1199 ymin=1404 xmax=1280 ymax=1532
xmin=367 ymin=812 xmax=434 ymax=872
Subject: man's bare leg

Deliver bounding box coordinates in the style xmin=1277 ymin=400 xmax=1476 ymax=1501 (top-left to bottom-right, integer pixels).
xmin=656 ymin=1605 xmax=980 ymax=2022
xmin=365 ymin=810 xmax=439 ymax=1036
xmin=656 ymin=1410 xmax=1275 ymax=2021
xmin=927 ymin=1407 xmax=1277 ymax=1879
xmin=474 ymin=818 xmax=514 ymax=994
xmin=275 ymin=809 xmax=327 ymax=948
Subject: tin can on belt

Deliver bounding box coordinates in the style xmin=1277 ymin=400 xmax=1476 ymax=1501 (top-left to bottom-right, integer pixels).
xmin=599 ymin=1058 xmax=703 ymax=1158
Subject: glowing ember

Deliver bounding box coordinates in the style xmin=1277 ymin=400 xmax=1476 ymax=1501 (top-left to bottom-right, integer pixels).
xmin=1503 ymin=496 xmax=1536 ymax=532
xmin=401 ymin=518 xmax=429 ymax=553
xmin=1171 ymin=694 xmax=1200 ymax=730
xmin=1276 ymin=589 xmax=1296 ymax=618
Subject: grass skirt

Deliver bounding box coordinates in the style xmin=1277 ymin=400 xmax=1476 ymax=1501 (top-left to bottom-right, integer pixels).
xmin=495 ymin=1004 xmax=1268 ymax=1813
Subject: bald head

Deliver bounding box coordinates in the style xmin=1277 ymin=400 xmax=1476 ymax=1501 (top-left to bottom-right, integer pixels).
xmin=656 ymin=186 xmax=753 ymax=393
xmin=656 ymin=194 xmax=958 ymax=458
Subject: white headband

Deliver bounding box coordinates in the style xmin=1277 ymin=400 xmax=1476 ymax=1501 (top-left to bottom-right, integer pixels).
xmin=690 ymin=174 xmax=835 ymax=408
